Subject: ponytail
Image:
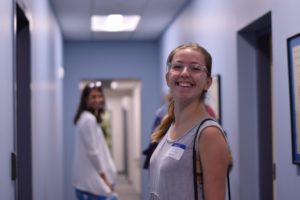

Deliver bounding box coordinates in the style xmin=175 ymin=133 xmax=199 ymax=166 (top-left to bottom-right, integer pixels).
xmin=151 ymin=100 xmax=174 ymax=142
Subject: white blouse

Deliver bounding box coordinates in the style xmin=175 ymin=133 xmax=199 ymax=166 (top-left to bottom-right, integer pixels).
xmin=72 ymin=111 xmax=117 ymax=195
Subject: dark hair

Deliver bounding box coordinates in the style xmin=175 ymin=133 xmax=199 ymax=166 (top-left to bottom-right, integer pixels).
xmin=152 ymin=42 xmax=212 ymax=142
xmin=73 ymin=82 xmax=105 ymax=124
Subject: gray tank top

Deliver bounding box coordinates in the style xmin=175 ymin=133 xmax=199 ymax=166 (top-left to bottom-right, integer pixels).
xmin=148 ymin=118 xmax=226 ymax=200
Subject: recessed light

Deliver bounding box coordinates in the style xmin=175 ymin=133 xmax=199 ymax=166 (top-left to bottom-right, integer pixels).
xmin=91 ymin=14 xmax=140 ymax=32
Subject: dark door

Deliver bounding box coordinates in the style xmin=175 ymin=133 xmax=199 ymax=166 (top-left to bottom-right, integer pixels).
xmin=257 ymin=32 xmax=273 ymax=200
xmin=16 ymin=3 xmax=32 ymax=200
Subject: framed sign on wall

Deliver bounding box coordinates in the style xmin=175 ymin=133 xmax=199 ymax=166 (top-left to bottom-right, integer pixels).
xmin=287 ymin=33 xmax=300 ymax=164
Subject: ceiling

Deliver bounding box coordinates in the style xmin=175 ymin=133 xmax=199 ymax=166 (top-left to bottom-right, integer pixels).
xmin=50 ymin=0 xmax=190 ymax=41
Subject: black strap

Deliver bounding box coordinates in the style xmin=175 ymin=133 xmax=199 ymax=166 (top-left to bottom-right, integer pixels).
xmin=193 ymin=118 xmax=212 ymax=200
xmin=142 ymin=142 xmax=158 ymax=169
xmin=227 ymin=170 xmax=231 ymax=200
xmin=192 ymin=118 xmax=231 ymax=200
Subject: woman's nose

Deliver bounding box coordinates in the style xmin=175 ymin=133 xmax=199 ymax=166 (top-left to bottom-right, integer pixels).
xmin=180 ymin=66 xmax=190 ymax=76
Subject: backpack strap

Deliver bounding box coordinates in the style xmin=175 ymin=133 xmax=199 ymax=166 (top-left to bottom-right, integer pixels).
xmin=193 ymin=118 xmax=232 ymax=200
xmin=193 ymin=118 xmax=212 ymax=200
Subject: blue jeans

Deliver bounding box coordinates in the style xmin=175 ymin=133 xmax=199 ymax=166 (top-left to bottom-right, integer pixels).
xmin=75 ymin=189 xmax=118 ymax=200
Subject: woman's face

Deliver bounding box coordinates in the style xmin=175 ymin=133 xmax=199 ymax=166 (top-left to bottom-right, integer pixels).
xmin=166 ymin=48 xmax=211 ymax=103
xmin=86 ymin=89 xmax=104 ymax=111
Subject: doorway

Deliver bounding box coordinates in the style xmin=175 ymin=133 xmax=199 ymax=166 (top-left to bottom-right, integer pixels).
xmin=15 ymin=3 xmax=32 ymax=200
xmin=238 ymin=12 xmax=274 ymax=200
xmin=103 ymin=79 xmax=141 ymax=194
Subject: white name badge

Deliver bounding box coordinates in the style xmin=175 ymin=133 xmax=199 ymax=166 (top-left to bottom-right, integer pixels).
xmin=166 ymin=143 xmax=186 ymax=160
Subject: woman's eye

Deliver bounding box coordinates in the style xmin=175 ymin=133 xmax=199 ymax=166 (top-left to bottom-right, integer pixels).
xmin=192 ymin=66 xmax=201 ymax=71
xmin=172 ymin=64 xmax=183 ymax=69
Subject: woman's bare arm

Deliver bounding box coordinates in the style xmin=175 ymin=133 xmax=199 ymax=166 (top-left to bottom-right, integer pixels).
xmin=199 ymin=126 xmax=230 ymax=200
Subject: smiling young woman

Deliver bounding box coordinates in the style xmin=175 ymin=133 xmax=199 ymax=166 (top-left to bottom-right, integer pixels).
xmin=149 ymin=43 xmax=232 ymax=200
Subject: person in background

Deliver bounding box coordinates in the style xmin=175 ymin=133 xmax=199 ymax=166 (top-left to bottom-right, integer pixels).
xmin=72 ymin=82 xmax=118 ymax=200
xmin=151 ymin=95 xmax=171 ymax=132
xmin=142 ymin=95 xmax=170 ymax=169
xmin=149 ymin=43 xmax=232 ymax=199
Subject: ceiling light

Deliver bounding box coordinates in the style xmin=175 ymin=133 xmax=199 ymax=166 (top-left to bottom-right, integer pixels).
xmin=91 ymin=14 xmax=140 ymax=32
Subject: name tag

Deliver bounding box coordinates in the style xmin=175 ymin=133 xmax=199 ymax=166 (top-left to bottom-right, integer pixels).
xmin=166 ymin=143 xmax=186 ymax=160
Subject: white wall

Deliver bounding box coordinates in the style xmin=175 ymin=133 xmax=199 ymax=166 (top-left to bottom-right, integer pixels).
xmin=160 ymin=0 xmax=300 ymax=199
xmin=105 ymin=85 xmax=142 ymax=194
xmin=123 ymin=83 xmax=142 ymax=193
xmin=17 ymin=0 xmax=64 ymax=199
xmin=0 ymin=0 xmax=15 ymax=199
xmin=106 ymin=95 xmax=125 ymax=172
xmin=132 ymin=83 xmax=142 ymax=192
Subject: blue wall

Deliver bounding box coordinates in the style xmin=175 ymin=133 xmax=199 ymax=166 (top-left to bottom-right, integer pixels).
xmin=1 ymin=0 xmax=64 ymax=199
xmin=273 ymin=1 xmax=300 ymax=199
xmin=63 ymin=41 xmax=162 ymax=200
xmin=0 ymin=0 xmax=14 ymax=198
xmin=160 ymin=0 xmax=300 ymax=199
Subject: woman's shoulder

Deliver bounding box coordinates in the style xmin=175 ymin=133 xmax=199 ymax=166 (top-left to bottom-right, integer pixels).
xmin=200 ymin=119 xmax=223 ymax=133
xmin=195 ymin=118 xmax=227 ymax=142
xmin=78 ymin=111 xmax=96 ymax=124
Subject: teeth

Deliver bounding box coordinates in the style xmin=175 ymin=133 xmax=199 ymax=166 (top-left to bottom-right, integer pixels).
xmin=178 ymin=82 xmax=192 ymax=87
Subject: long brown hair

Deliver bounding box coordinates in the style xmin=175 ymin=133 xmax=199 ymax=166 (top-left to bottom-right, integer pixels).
xmin=151 ymin=43 xmax=212 ymax=142
xmin=73 ymin=82 xmax=104 ymax=124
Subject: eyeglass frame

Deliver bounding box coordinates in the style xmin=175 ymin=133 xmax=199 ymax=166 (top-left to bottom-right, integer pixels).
xmin=167 ymin=62 xmax=208 ymax=75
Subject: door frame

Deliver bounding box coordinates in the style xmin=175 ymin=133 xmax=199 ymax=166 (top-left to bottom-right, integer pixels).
xmin=237 ymin=12 xmax=274 ymax=200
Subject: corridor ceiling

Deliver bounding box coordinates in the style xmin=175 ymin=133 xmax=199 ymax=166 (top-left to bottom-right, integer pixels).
xmin=50 ymin=0 xmax=191 ymax=41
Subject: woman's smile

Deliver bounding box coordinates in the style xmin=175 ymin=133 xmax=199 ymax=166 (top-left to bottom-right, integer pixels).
xmin=176 ymin=80 xmax=195 ymax=87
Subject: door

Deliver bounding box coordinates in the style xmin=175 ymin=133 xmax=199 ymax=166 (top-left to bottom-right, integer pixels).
xmin=16 ymin=3 xmax=32 ymax=200
xmin=238 ymin=12 xmax=274 ymax=200
xmin=257 ymin=31 xmax=274 ymax=200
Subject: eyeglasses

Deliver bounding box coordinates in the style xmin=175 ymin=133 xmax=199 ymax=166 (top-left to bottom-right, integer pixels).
xmin=167 ymin=62 xmax=208 ymax=74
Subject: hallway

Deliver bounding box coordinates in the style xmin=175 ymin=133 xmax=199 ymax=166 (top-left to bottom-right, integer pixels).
xmin=2 ymin=0 xmax=300 ymax=199
xmin=115 ymin=174 xmax=141 ymax=200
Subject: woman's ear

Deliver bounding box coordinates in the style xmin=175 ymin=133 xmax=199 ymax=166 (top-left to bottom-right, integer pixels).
xmin=204 ymin=76 xmax=212 ymax=91
xmin=165 ymin=72 xmax=170 ymax=87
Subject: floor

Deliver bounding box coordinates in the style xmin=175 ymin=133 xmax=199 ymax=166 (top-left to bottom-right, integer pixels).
xmin=114 ymin=174 xmax=141 ymax=200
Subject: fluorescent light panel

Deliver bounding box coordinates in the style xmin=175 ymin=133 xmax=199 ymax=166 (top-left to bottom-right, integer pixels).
xmin=91 ymin=14 xmax=140 ymax=32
